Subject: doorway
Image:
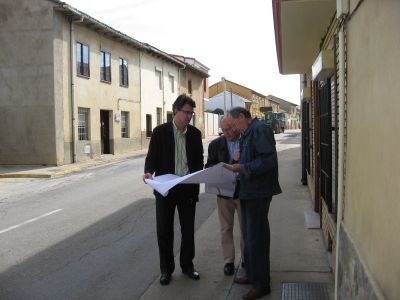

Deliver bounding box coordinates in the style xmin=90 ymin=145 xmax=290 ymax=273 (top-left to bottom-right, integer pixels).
xmin=100 ymin=110 xmax=111 ymax=154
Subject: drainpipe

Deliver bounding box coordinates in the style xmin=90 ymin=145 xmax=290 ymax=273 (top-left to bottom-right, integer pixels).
xmin=139 ymin=49 xmax=142 ymax=144
xmin=334 ymin=28 xmax=346 ymax=300
xmin=222 ymin=77 xmax=227 ymax=114
xmin=69 ymin=16 xmax=84 ymax=163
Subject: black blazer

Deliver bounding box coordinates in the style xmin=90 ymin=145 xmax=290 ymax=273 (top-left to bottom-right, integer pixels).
xmin=205 ymin=135 xmax=230 ymax=168
xmin=144 ymin=122 xmax=204 ymax=197
xmin=205 ymin=135 xmax=240 ymax=199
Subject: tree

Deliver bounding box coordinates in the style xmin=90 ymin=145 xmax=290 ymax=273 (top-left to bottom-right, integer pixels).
xmin=213 ymin=108 xmax=224 ymax=115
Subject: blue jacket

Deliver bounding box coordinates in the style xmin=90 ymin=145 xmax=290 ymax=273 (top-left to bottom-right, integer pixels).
xmin=239 ymin=118 xmax=282 ymax=200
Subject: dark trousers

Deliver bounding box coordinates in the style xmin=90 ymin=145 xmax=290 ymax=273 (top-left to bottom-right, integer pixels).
xmin=155 ymin=191 xmax=196 ymax=274
xmin=240 ymin=196 xmax=272 ymax=290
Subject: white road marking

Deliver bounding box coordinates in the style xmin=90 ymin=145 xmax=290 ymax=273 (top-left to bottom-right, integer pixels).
xmin=0 ymin=209 xmax=63 ymax=235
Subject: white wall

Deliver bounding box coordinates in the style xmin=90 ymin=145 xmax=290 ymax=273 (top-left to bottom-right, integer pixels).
xmin=140 ymin=53 xmax=179 ymax=132
xmin=205 ymin=91 xmax=249 ymax=112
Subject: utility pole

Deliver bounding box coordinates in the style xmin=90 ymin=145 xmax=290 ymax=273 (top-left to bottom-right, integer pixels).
xmin=222 ymin=77 xmax=226 ymax=114
xmin=230 ymin=88 xmax=233 ymax=109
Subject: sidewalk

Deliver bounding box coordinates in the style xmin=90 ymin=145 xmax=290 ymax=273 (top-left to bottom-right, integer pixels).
xmin=140 ymin=131 xmax=334 ymax=300
xmin=0 ymin=149 xmax=147 ymax=178
xmin=0 ymin=136 xmax=217 ymax=179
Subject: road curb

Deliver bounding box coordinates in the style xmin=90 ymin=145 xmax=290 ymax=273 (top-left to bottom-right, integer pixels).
xmin=0 ymin=173 xmax=52 ymax=178
xmin=52 ymin=167 xmax=82 ymax=177
xmin=0 ymin=137 xmax=233 ymax=179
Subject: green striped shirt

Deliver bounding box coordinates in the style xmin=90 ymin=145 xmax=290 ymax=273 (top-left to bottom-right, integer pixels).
xmin=173 ymin=121 xmax=189 ymax=176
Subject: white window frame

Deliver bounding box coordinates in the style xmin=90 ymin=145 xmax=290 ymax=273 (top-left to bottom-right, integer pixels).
xmin=78 ymin=107 xmax=90 ymax=140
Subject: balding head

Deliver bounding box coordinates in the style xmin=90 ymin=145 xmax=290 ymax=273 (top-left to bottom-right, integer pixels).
xmin=220 ymin=116 xmax=240 ymax=141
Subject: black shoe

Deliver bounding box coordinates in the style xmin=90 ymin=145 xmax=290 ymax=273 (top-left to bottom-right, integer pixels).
xmin=182 ymin=269 xmax=200 ymax=280
xmin=242 ymin=287 xmax=271 ymax=300
xmin=160 ymin=272 xmax=171 ymax=285
xmin=224 ymin=262 xmax=235 ymax=276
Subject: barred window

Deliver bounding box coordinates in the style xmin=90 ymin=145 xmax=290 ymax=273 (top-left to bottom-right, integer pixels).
xmin=76 ymin=42 xmax=90 ymax=77
xmin=100 ymin=51 xmax=111 ymax=82
xmin=119 ymin=58 xmax=129 ymax=86
xmin=78 ymin=107 xmax=90 ymax=140
xmin=121 ymin=111 xmax=129 ymax=138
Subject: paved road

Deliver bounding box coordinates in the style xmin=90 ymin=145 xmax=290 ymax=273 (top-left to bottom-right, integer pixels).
xmin=0 ymin=157 xmax=216 ymax=300
xmin=0 ymin=130 xmax=299 ymax=300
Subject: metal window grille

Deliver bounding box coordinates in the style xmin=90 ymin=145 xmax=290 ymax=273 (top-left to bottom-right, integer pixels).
xmin=302 ymin=101 xmax=311 ymax=173
xmin=78 ymin=108 xmax=89 ymax=140
xmin=319 ymin=79 xmax=333 ymax=212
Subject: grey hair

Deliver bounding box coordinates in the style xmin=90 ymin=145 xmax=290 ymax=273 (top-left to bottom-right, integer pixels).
xmin=227 ymin=106 xmax=251 ymax=119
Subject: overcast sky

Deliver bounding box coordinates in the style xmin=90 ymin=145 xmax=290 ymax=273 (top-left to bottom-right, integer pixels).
xmin=64 ymin=0 xmax=300 ymax=105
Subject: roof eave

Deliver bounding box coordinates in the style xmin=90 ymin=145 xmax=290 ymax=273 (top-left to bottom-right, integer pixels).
xmin=52 ymin=1 xmax=185 ymax=68
xmin=272 ymin=0 xmax=336 ymax=75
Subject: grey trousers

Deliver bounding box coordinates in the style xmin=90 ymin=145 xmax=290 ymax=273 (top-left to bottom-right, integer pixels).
xmin=217 ymin=196 xmax=244 ymax=264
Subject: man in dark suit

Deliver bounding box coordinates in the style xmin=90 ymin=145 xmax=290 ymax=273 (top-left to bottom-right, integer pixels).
xmin=205 ymin=117 xmax=244 ymax=276
xmin=225 ymin=107 xmax=282 ymax=300
xmin=143 ymin=94 xmax=203 ymax=285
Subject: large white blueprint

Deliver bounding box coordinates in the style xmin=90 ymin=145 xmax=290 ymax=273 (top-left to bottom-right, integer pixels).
xmin=145 ymin=162 xmax=236 ymax=197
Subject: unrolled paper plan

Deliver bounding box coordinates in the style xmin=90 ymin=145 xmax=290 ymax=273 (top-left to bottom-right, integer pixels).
xmin=144 ymin=162 xmax=236 ymax=197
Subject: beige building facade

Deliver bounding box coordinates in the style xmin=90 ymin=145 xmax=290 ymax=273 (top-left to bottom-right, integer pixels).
xmin=0 ymin=0 xmax=143 ymax=165
xmin=67 ymin=21 xmax=142 ymax=163
xmin=273 ymin=0 xmax=400 ymax=299
xmin=0 ymin=0 xmax=209 ymax=165
xmin=1 ymin=0 xmax=62 ymax=165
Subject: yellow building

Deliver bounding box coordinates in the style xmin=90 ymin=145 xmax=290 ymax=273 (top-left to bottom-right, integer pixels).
xmin=209 ymin=79 xmax=275 ymax=119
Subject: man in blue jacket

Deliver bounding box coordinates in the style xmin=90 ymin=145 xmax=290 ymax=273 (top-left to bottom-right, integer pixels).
xmin=225 ymin=107 xmax=282 ymax=300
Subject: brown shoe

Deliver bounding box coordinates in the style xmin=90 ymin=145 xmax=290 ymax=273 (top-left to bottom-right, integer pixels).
xmin=242 ymin=287 xmax=271 ymax=300
xmin=234 ymin=276 xmax=251 ymax=284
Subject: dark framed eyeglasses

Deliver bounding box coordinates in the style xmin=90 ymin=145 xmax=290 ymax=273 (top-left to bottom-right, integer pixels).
xmin=180 ymin=109 xmax=195 ymax=116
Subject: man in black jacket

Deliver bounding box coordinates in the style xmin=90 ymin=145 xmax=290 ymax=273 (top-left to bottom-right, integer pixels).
xmin=143 ymin=94 xmax=204 ymax=285
xmin=205 ymin=117 xmax=244 ymax=276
